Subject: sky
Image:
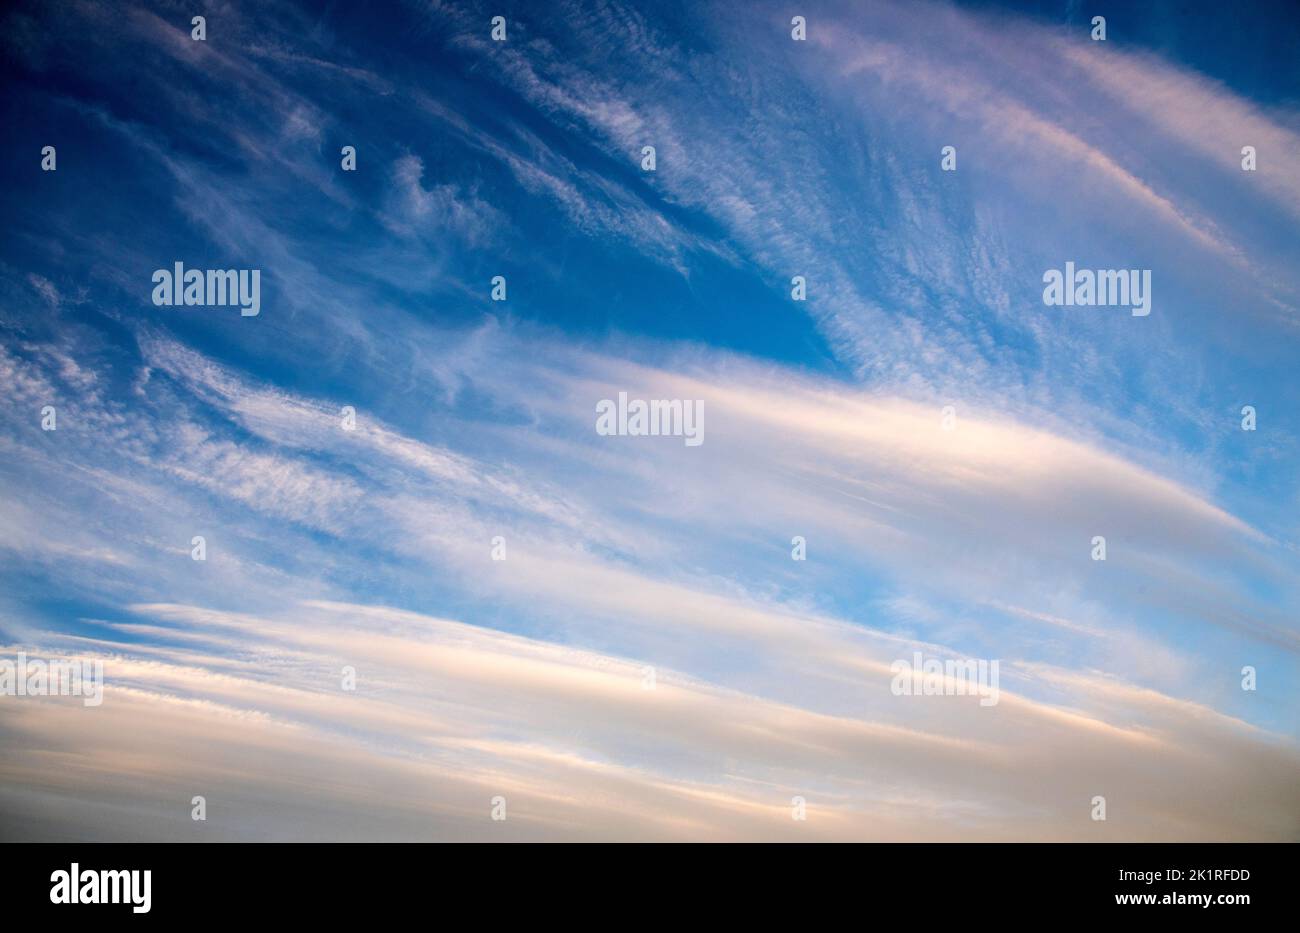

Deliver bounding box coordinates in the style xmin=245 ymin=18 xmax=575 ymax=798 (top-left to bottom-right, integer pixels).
xmin=0 ymin=0 xmax=1297 ymax=841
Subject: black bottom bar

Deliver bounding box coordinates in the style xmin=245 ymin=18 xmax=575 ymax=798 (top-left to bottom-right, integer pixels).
xmin=2 ymin=842 xmax=1288 ymax=919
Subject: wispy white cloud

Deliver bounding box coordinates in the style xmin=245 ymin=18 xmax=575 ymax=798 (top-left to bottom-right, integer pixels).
xmin=3 ymin=598 xmax=1295 ymax=841
xmin=2 ymin=0 xmax=1297 ymax=843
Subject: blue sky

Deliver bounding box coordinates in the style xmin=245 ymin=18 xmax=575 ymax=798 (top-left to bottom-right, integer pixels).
xmin=0 ymin=0 xmax=1297 ymax=841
